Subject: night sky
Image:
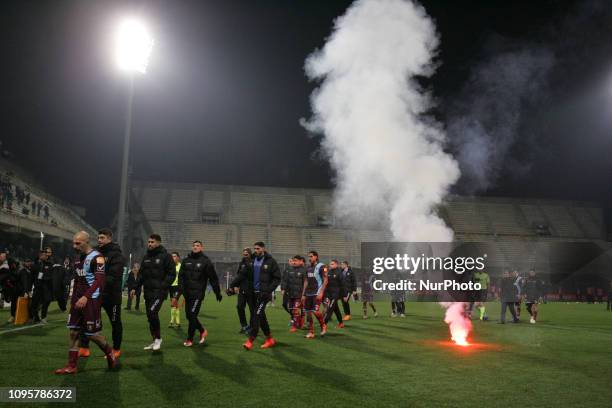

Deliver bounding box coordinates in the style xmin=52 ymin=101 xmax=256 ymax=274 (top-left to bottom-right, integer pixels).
xmin=3 ymin=0 xmax=612 ymax=227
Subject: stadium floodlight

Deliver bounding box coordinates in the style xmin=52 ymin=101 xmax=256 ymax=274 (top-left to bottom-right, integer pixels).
xmin=115 ymin=18 xmax=154 ymax=74
xmin=114 ymin=18 xmax=153 ymax=251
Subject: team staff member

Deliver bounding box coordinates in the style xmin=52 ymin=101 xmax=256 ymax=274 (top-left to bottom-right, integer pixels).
xmin=46 ymin=247 xmax=67 ymax=312
xmin=178 ymin=241 xmax=222 ymax=346
xmin=324 ymin=259 xmax=345 ymax=327
xmin=228 ymin=241 xmax=281 ymax=350
xmin=340 ymin=261 xmax=356 ymax=321
xmin=140 ymin=234 xmax=175 ymax=351
xmin=302 ymin=250 xmax=328 ymax=338
xmin=30 ymin=249 xmax=54 ymax=323
xmin=524 ymin=270 xmax=541 ymax=324
xmin=126 ymin=263 xmax=143 ymax=311
xmin=169 ymin=251 xmax=182 ymax=328
xmin=79 ymin=229 xmax=126 ymax=359
xmin=281 ymin=255 xmax=306 ymax=332
xmin=0 ymin=248 xmax=19 ymax=323
xmin=234 ymin=248 xmax=254 ymax=334
xmin=55 ymin=231 xmax=117 ymax=374
xmin=280 ymin=258 xmax=294 ymax=323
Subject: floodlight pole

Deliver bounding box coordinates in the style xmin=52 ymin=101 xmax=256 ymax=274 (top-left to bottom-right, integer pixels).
xmin=116 ymin=75 xmax=134 ymax=250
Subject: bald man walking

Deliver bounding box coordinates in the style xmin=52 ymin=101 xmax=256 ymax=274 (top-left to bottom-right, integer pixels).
xmin=55 ymin=231 xmax=117 ymax=374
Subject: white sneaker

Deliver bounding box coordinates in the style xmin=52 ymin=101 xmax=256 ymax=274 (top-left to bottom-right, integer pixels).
xmin=7 ymin=316 xmax=14 ymax=323
xmin=152 ymin=338 xmax=162 ymax=351
xmin=144 ymin=342 xmax=155 ymax=350
xmin=40 ymin=318 xmax=48 ymax=325
xmin=400 ymin=314 xmax=406 ymax=318
xmin=374 ymin=312 xmax=378 ymax=318
xmin=391 ymin=313 xmax=397 ymax=318
xmin=530 ymin=318 xmax=536 ymax=324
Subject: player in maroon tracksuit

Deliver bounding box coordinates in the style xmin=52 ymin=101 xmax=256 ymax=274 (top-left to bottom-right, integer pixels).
xmin=55 ymin=231 xmax=117 ymax=374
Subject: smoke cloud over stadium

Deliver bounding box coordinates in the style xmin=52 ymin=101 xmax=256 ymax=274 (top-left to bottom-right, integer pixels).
xmin=303 ymin=0 xmax=459 ymax=242
xmin=447 ymin=46 xmax=554 ymax=194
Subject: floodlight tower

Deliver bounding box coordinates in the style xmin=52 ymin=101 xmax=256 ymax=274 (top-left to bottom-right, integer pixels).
xmin=114 ymin=19 xmax=153 ymax=250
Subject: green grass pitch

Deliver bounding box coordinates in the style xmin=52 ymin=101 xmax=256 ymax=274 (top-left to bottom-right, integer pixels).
xmin=0 ymin=299 xmax=611 ymax=407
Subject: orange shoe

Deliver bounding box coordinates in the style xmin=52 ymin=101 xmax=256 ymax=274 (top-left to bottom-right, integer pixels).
xmin=103 ymin=349 xmax=121 ymax=360
xmin=242 ymin=338 xmax=254 ymax=351
xmin=289 ymin=326 xmax=297 ymax=333
xmin=199 ymin=329 xmax=208 ymax=345
xmin=79 ymin=348 xmax=90 ymax=358
xmin=336 ymin=322 xmax=345 ymax=329
xmin=55 ymin=365 xmax=77 ymax=375
xmin=342 ymin=314 xmax=351 ymax=321
xmin=305 ymin=332 xmax=315 ymax=339
xmin=261 ymin=337 xmax=276 ymax=349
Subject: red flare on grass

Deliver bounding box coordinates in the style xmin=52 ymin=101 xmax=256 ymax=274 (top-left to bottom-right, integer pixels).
xmin=443 ymin=302 xmax=472 ymax=347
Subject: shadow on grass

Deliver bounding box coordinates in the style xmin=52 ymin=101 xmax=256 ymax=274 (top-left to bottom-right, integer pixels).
xmin=140 ymin=352 xmax=201 ymax=403
xmin=191 ymin=346 xmax=254 ymax=386
xmin=262 ymin=347 xmax=358 ymax=392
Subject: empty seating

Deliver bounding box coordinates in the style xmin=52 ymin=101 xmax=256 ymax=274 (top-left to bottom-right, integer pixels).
xmin=167 ymin=189 xmax=199 ymax=222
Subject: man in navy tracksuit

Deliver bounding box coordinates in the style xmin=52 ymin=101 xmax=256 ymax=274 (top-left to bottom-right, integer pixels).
xmin=228 ymin=241 xmax=281 ymax=350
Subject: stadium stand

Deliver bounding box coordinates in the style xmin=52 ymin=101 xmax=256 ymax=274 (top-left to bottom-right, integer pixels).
xmin=0 ymin=159 xmax=95 ymax=243
xmin=129 ymin=181 xmax=606 ymax=275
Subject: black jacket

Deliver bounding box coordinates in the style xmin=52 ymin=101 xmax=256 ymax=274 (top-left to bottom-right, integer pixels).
xmin=281 ymin=265 xmax=306 ymax=299
xmin=33 ymin=259 xmax=53 ymax=287
xmin=523 ymin=277 xmax=541 ymax=303
xmin=98 ymin=242 xmax=126 ymax=304
xmin=501 ymin=277 xmax=518 ymax=302
xmin=325 ymin=267 xmax=345 ymax=298
xmin=234 ymin=258 xmax=251 ymax=293
xmin=341 ymin=267 xmax=356 ymax=293
xmin=230 ymin=252 xmax=281 ymax=295
xmin=178 ymin=251 xmax=221 ymax=299
xmin=126 ymin=272 xmax=143 ymax=292
xmin=0 ymin=258 xmax=19 ymax=294
xmin=140 ymin=245 xmax=175 ymax=299
xmin=17 ymin=266 xmax=32 ymax=295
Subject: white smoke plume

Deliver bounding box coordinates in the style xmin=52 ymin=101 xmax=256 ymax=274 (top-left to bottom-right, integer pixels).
xmin=303 ymin=0 xmax=459 ymax=242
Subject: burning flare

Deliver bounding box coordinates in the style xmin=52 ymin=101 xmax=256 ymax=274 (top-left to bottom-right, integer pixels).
xmin=443 ymin=302 xmax=472 ymax=346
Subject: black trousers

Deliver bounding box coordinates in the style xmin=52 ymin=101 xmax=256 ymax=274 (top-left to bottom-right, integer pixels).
xmin=324 ymin=296 xmax=343 ymax=324
xmin=249 ymin=292 xmax=271 ymax=339
xmin=282 ymin=292 xmax=291 ymax=316
xmin=185 ymin=296 xmax=205 ymax=340
xmin=30 ymin=284 xmax=52 ymax=320
xmin=81 ymin=300 xmax=123 ymax=350
xmin=126 ymin=288 xmax=141 ymax=310
xmin=341 ymin=292 xmax=351 ymax=315
xmin=236 ymin=291 xmax=255 ymax=328
xmin=145 ymin=297 xmax=164 ymax=339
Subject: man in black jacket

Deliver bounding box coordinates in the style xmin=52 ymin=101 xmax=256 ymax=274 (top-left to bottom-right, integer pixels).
xmin=178 ymin=240 xmax=222 ymax=347
xmin=0 ymin=248 xmax=19 ymax=323
xmin=140 ymin=234 xmax=175 ymax=351
xmin=228 ymin=241 xmax=281 ymax=350
xmin=45 ymin=247 xmax=67 ymax=312
xmin=126 ymin=262 xmax=143 ymax=311
xmin=30 ymin=249 xmax=54 ymax=323
xmin=79 ymin=229 xmax=126 ymax=359
xmin=340 ymin=261 xmax=357 ymax=321
xmin=234 ymin=248 xmax=254 ymax=334
xmin=500 ymin=270 xmax=519 ymax=324
xmin=281 ymin=255 xmax=306 ymax=332
xmin=324 ymin=259 xmax=345 ymax=327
